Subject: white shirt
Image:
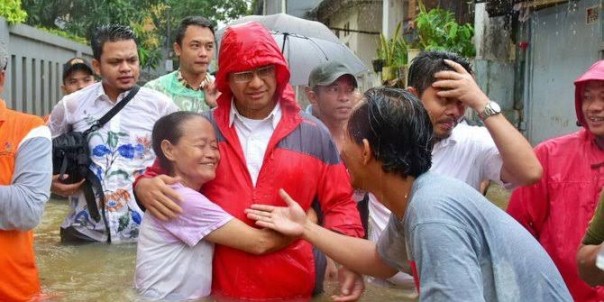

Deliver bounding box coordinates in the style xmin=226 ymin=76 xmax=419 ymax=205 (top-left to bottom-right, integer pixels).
xmin=48 ymin=82 xmax=178 ymax=242
xmin=229 ymin=99 xmax=282 ymax=186
xmin=431 ymin=122 xmax=505 ymax=190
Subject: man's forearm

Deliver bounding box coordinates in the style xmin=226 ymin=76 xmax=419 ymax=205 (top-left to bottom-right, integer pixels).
xmin=304 ymin=222 xmax=397 ymax=278
xmin=483 ymin=114 xmax=542 ymax=186
xmin=577 ymin=244 xmax=604 ymax=286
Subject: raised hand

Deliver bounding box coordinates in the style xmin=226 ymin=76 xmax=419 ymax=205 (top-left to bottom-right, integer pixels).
xmin=432 ymin=59 xmax=489 ymax=111
xmin=245 ymin=189 xmax=307 ymax=237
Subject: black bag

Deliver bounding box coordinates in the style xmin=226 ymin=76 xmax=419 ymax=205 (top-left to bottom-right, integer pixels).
xmin=52 ymin=86 xmax=140 ymax=226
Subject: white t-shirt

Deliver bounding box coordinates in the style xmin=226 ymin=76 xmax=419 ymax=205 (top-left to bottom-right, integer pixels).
xmin=135 ymin=183 xmax=233 ymax=300
xmin=431 ymin=122 xmax=504 ymax=190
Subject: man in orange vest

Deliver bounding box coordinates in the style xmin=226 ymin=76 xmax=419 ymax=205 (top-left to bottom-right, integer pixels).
xmin=0 ymin=43 xmax=52 ymax=301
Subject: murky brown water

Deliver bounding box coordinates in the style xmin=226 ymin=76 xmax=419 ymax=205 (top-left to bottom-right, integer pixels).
xmin=33 ymin=185 xmax=510 ymax=301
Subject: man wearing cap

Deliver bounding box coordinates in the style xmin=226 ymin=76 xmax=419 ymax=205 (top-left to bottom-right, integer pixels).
xmin=307 ymin=61 xmax=417 ymax=296
xmin=62 ymin=57 xmax=95 ymax=95
xmin=0 ymin=43 xmax=52 ymax=301
xmin=145 ymin=16 xmax=218 ymax=112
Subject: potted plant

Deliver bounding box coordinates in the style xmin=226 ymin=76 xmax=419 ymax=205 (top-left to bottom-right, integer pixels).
xmin=411 ymin=1 xmax=476 ymax=58
xmin=376 ymin=21 xmax=407 ymax=81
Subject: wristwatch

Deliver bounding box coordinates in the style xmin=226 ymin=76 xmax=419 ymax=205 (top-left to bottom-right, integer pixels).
xmin=477 ymin=101 xmax=501 ymax=121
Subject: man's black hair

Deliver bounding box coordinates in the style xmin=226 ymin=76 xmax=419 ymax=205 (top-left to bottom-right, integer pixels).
xmin=348 ymin=87 xmax=433 ymax=178
xmin=175 ymin=16 xmax=215 ymax=46
xmin=91 ymin=25 xmax=138 ymax=60
xmin=152 ymin=111 xmax=208 ymax=174
xmin=407 ymin=50 xmax=472 ymax=97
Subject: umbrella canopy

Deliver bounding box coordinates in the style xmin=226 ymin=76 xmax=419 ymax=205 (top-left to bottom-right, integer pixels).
xmin=221 ymin=13 xmax=341 ymax=43
xmin=274 ymin=32 xmax=367 ymax=85
xmin=216 ymin=14 xmax=368 ymax=86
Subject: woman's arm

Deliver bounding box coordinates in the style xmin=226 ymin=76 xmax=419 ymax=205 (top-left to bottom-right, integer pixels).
xmin=204 ymin=219 xmax=293 ymax=255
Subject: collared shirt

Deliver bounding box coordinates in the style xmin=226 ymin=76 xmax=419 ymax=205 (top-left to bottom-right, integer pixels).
xmin=48 ymin=82 xmax=178 ymax=242
xmin=228 ymin=99 xmax=282 ymax=186
xmin=431 ymin=122 xmax=506 ymax=190
xmin=144 ymin=69 xmax=215 ymax=113
xmin=176 ymin=69 xmax=212 ymax=91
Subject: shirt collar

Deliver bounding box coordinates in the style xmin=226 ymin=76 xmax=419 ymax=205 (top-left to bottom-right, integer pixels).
xmin=434 ymin=123 xmax=461 ymax=149
xmin=94 ymin=82 xmax=135 ymax=104
xmin=177 ymin=69 xmax=211 ymax=91
xmin=228 ymin=98 xmax=282 ymax=129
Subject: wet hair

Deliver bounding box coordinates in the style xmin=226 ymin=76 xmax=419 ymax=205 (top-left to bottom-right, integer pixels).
xmin=152 ymin=111 xmax=207 ymax=173
xmin=175 ymin=16 xmax=215 ymax=46
xmin=407 ymin=50 xmax=472 ymax=96
xmin=91 ymin=25 xmax=138 ymax=60
xmin=347 ymin=87 xmax=433 ymax=178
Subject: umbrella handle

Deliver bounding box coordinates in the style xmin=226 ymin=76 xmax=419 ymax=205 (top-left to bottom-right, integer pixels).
xmin=281 ymin=32 xmax=289 ymax=54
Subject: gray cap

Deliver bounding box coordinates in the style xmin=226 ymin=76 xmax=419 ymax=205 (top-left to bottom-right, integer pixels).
xmin=308 ymin=61 xmax=358 ymax=89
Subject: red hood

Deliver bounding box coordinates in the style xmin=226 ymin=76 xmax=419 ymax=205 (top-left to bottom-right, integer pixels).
xmin=215 ymin=21 xmax=300 ymax=112
xmin=574 ymin=60 xmax=604 ymax=130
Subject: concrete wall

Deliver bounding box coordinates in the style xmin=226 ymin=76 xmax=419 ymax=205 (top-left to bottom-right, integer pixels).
xmin=0 ymin=18 xmax=93 ymax=116
xmin=473 ymin=4 xmax=518 ymax=125
xmin=523 ymin=0 xmax=601 ymax=144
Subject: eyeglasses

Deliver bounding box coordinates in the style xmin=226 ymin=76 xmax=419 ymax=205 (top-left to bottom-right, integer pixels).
xmin=230 ymin=65 xmax=275 ymax=83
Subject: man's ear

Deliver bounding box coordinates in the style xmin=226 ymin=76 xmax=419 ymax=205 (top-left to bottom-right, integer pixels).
xmin=173 ymin=42 xmax=182 ymax=57
xmin=0 ymin=69 xmax=5 ymax=93
xmin=161 ymin=140 xmax=176 ymax=162
xmin=361 ymin=138 xmax=372 ymax=165
xmin=406 ymin=86 xmax=419 ymax=97
xmin=306 ymin=87 xmax=318 ymax=106
xmin=92 ymin=59 xmax=101 ymax=76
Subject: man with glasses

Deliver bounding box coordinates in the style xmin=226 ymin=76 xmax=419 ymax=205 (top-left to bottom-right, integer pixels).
xmin=0 ymin=43 xmax=52 ymax=301
xmin=134 ymin=22 xmax=365 ymax=301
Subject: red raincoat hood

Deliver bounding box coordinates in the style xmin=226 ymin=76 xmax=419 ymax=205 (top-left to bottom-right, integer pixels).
xmin=574 ymin=60 xmax=604 ymax=130
xmin=215 ymin=21 xmax=299 ymax=112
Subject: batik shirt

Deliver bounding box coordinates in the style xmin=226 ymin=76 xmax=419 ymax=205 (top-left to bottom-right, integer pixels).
xmin=144 ymin=70 xmax=214 ymax=113
xmin=48 ymin=82 xmax=178 ymax=242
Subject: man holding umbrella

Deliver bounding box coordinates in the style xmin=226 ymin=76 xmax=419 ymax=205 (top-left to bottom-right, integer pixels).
xmin=134 ymin=22 xmax=365 ymax=301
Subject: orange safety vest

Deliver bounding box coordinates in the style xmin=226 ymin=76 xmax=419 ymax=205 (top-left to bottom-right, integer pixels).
xmin=0 ymin=100 xmax=45 ymax=302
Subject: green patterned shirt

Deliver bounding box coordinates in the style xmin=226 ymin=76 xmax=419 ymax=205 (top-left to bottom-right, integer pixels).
xmin=144 ymin=70 xmax=214 ymax=113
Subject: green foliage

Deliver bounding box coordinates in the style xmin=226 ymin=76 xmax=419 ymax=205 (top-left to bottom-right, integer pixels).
xmin=377 ymin=21 xmax=407 ymax=67
xmin=37 ymin=27 xmax=87 ymax=44
xmin=0 ymin=0 xmax=27 ymax=24
xmin=20 ymin=0 xmax=250 ymax=69
xmin=414 ymin=1 xmax=476 ymax=58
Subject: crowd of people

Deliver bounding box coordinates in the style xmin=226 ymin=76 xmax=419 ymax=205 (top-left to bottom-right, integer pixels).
xmin=1 ymin=13 xmax=604 ymax=302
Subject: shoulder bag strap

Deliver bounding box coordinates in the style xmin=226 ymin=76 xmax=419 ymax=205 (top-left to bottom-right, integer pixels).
xmin=84 ymin=85 xmax=140 ymax=136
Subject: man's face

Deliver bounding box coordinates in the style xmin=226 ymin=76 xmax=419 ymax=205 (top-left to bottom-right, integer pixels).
xmin=93 ymin=39 xmax=139 ymax=95
xmin=310 ymin=75 xmax=357 ymax=123
xmin=62 ymin=70 xmax=95 ymax=94
xmin=340 ymin=124 xmax=367 ymax=190
xmin=582 ymin=81 xmax=604 ymax=137
xmin=228 ymin=65 xmax=277 ymax=119
xmin=174 ymin=25 xmax=214 ymax=77
xmin=416 ymin=86 xmax=466 ymax=140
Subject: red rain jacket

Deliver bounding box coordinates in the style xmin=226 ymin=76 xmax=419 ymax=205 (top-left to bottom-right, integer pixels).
xmin=141 ymin=22 xmax=364 ymax=300
xmin=507 ymin=61 xmax=604 ymax=301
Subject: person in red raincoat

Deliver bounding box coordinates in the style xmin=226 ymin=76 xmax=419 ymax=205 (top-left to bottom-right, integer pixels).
xmin=507 ymin=60 xmax=604 ymax=301
xmin=134 ymin=22 xmax=365 ymax=301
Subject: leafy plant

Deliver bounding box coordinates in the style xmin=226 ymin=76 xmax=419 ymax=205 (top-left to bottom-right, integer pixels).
xmin=0 ymin=0 xmax=27 ymax=24
xmin=413 ymin=1 xmax=476 ymax=58
xmin=377 ymin=21 xmax=408 ymax=67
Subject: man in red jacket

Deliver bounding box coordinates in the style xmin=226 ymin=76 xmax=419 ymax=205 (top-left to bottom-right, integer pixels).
xmin=508 ymin=60 xmax=604 ymax=301
xmin=134 ymin=22 xmax=365 ymax=301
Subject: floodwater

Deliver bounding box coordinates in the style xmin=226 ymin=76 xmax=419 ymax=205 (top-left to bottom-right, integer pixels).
xmin=33 ymin=185 xmax=510 ymax=302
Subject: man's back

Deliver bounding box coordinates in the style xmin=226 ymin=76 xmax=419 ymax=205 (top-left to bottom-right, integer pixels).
xmin=385 ymin=173 xmax=572 ymax=301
